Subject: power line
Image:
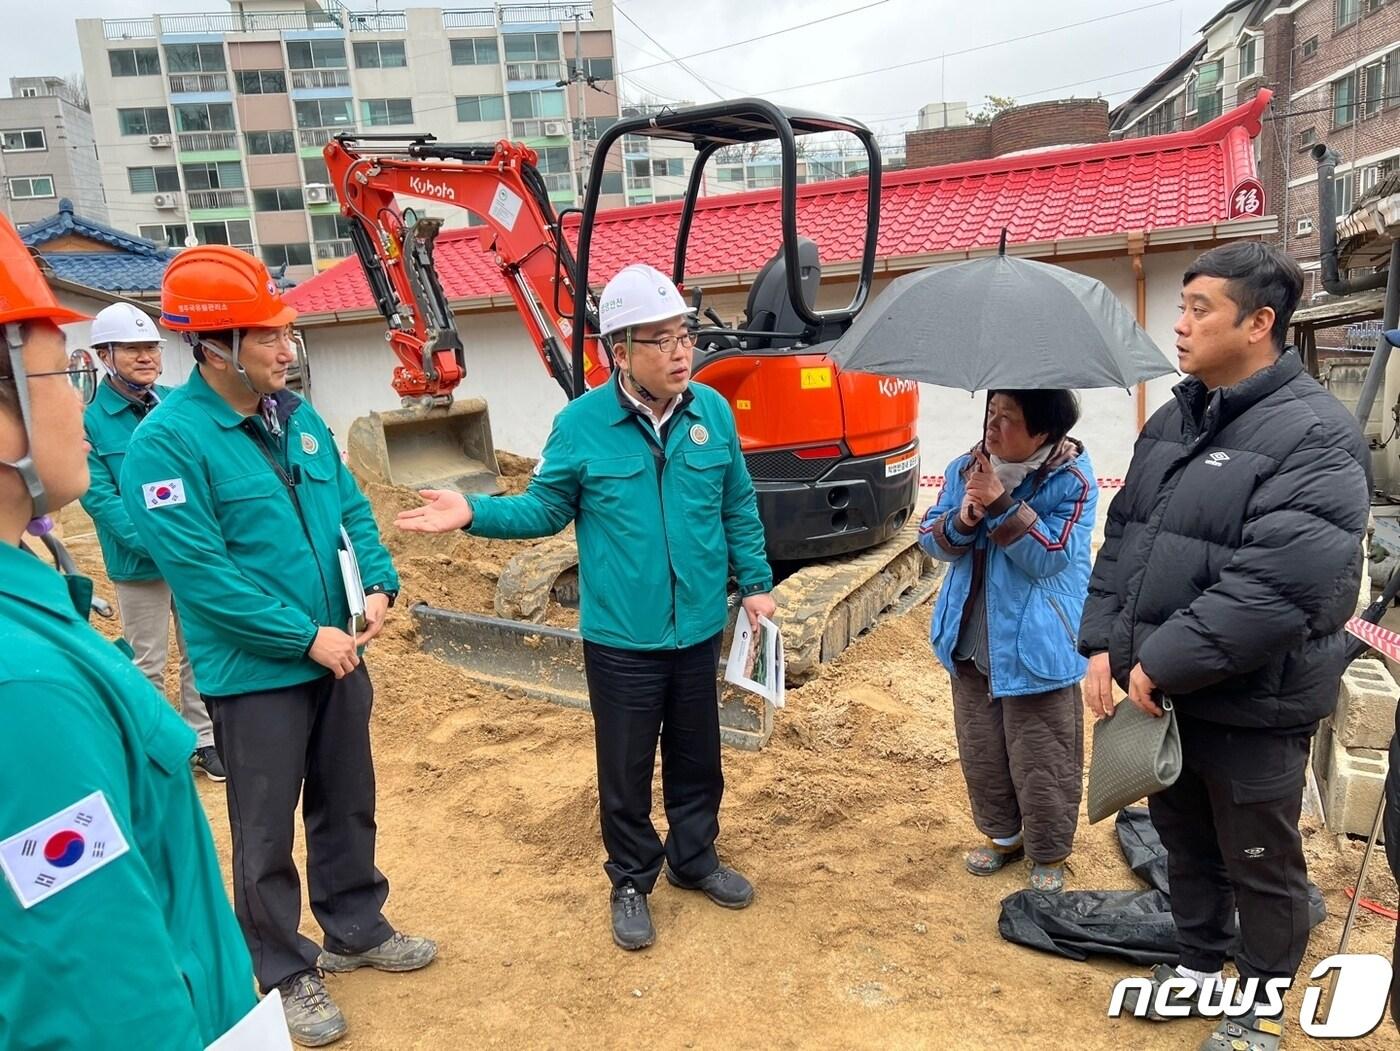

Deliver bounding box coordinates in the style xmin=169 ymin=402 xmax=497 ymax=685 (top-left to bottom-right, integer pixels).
xmin=623 ymin=0 xmax=895 ymax=75
xmin=611 ymin=1 xmax=724 ymax=101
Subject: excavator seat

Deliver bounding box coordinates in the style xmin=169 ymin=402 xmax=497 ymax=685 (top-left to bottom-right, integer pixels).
xmin=743 ymin=238 xmax=822 ymax=350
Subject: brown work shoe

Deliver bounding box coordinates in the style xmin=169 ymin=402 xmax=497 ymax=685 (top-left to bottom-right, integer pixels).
xmin=317 ymin=931 xmax=438 ymax=974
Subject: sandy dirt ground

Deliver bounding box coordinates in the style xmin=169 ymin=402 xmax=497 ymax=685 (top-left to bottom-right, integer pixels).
xmin=55 ymin=473 xmax=1400 ymax=1050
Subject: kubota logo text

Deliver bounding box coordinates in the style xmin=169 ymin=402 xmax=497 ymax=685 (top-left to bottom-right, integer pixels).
xmin=409 ymin=177 xmax=456 ymax=201
xmin=878 ymin=378 xmax=918 ymax=397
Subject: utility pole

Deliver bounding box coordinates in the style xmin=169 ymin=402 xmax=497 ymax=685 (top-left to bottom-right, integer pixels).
xmin=556 ymin=10 xmax=590 ymax=202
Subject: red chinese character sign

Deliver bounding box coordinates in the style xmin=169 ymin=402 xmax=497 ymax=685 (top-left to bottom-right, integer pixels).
xmin=1229 ymin=178 xmax=1266 ymax=219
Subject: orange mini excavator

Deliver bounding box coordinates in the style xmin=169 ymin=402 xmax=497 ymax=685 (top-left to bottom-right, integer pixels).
xmin=325 ymin=98 xmax=932 ymax=681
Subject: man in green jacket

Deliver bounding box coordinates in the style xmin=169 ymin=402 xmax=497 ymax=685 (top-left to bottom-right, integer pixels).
xmin=0 ymin=216 xmax=260 ymax=1049
xmin=121 ymin=246 xmax=435 ymax=1047
xmin=81 ymin=301 xmax=223 ymax=782
xmin=399 ymin=263 xmax=776 ymax=951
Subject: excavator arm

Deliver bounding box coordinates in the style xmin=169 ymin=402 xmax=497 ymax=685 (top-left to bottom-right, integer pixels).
xmin=323 ymin=134 xmax=611 ymax=404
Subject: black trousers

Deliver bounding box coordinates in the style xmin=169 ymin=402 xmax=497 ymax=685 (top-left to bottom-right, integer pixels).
xmin=206 ymin=665 xmax=393 ymax=992
xmin=1148 ymin=714 xmax=1313 ymax=982
xmin=583 ymin=633 xmax=725 ymax=892
xmin=1384 ymin=704 xmax=1400 ymax=1033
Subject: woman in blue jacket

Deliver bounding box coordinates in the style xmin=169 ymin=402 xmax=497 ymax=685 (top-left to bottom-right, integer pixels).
xmin=918 ymin=390 xmax=1096 ymax=893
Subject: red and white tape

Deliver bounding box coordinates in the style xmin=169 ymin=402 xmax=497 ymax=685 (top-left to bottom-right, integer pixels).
xmin=1344 ymin=616 xmax=1400 ymax=663
xmin=919 ymin=475 xmax=1127 ymax=490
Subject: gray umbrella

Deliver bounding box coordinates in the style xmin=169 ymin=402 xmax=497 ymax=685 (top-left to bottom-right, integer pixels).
xmin=827 ymin=249 xmax=1177 ymax=391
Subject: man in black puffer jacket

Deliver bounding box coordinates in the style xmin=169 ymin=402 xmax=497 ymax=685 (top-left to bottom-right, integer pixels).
xmin=1080 ymin=241 xmax=1370 ymax=1049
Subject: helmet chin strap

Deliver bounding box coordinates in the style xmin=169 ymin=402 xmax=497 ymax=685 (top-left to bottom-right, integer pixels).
xmin=100 ymin=345 xmax=159 ymax=401
xmin=190 ymin=330 xmax=283 ymax=437
xmin=1 ymin=321 xmax=50 ymax=526
xmin=623 ymin=331 xmax=661 ymax=403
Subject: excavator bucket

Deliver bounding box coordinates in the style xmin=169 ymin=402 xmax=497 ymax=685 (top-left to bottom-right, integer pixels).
xmin=346 ymin=397 xmax=503 ymax=494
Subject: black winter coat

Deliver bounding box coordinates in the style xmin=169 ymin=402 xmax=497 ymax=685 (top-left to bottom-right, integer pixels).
xmin=1079 ymin=349 xmax=1370 ymax=731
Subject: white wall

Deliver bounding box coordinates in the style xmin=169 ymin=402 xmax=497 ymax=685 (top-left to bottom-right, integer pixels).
xmin=288 ymin=247 xmax=1195 ymax=480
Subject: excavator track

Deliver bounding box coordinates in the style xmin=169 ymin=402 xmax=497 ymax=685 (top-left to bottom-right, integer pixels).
xmin=411 ymin=516 xmax=941 ymax=749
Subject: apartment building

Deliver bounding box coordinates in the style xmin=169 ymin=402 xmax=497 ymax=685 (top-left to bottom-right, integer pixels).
xmin=1112 ymin=0 xmax=1400 ymax=297
xmin=77 ymin=0 xmax=621 ymax=283
xmin=0 ymin=76 xmax=107 ymax=227
xmin=616 ymin=102 xmax=900 ymax=208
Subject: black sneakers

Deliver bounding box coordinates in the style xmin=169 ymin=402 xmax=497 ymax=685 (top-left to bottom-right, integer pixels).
xmin=192 ymin=745 xmax=226 ymax=782
xmin=610 ymin=883 xmax=656 ymax=951
xmin=665 ymin=863 xmax=755 ymax=909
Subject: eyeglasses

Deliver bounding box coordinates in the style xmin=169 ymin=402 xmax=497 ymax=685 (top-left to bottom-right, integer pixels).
xmin=26 ymin=350 xmax=99 ymax=405
xmin=629 ymin=331 xmax=697 ymax=355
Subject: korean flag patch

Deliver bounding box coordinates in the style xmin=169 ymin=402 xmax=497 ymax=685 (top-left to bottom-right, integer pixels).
xmin=143 ymin=478 xmax=186 ymax=509
xmin=0 ymin=791 xmax=130 ymax=909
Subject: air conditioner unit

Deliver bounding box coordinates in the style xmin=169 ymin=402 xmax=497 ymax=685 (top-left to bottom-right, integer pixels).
xmin=1297 ymin=217 xmax=1315 ymax=236
xmin=153 ymin=192 xmax=179 ymax=210
xmin=148 ymin=133 xmax=172 ymax=148
xmin=543 ymin=120 xmax=567 ymax=137
xmin=304 ymin=183 xmax=332 ymax=205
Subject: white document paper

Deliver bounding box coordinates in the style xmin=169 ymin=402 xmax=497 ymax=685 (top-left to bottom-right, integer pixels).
xmin=724 ymin=609 xmax=785 ymax=709
xmin=338 ymin=526 xmax=366 ymax=635
xmin=206 ymin=989 xmax=292 ymax=1051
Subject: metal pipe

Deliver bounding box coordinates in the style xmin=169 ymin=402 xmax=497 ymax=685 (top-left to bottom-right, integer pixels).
xmin=1130 ymin=232 xmax=1148 ymax=431
xmin=1353 ymin=239 xmax=1400 ymax=426
xmin=1311 ymin=144 xmax=1389 ymax=297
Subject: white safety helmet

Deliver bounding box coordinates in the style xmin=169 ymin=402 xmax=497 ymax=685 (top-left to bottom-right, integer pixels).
xmin=598 ymin=263 xmax=695 ymax=337
xmin=90 ymin=301 xmax=165 ymax=348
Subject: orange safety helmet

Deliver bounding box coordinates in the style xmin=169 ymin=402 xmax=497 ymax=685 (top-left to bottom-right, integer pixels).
xmin=0 ymin=216 xmax=90 ymax=328
xmin=161 ymin=244 xmax=297 ymax=332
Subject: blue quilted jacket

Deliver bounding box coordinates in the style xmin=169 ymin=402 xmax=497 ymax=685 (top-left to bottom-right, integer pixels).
xmin=918 ymin=440 xmax=1097 ymax=698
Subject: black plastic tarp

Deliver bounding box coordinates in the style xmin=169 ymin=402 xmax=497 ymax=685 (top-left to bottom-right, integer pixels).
xmin=997 ymin=807 xmax=1326 ymax=965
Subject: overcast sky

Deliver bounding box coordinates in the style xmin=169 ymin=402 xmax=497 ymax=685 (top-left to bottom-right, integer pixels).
xmin=9 ymin=0 xmax=1226 ymax=143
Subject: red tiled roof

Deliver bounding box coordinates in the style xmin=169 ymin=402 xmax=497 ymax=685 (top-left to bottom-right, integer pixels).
xmin=286 ymin=91 xmax=1271 ymax=317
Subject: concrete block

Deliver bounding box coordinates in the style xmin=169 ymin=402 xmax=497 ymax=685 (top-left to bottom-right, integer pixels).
xmin=1334 ymin=659 xmax=1398 ymax=750
xmin=1320 ymin=731 xmax=1388 ymax=841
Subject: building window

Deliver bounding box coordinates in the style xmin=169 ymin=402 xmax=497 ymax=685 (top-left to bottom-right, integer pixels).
xmin=583 ymin=115 xmax=618 ymax=140
xmin=181 ymin=161 xmax=244 ymax=190
xmin=1367 ymin=0 xmax=1386 ymax=11
xmin=1338 ymin=0 xmax=1362 ymax=26
xmin=139 ymin=223 xmax=188 ymax=246
xmin=569 ymin=57 xmax=613 ymax=81
xmin=1334 ymin=172 xmax=1355 ymax=214
xmin=354 ymin=40 xmax=407 ymax=68
xmin=503 ymin=32 xmax=559 ymax=62
xmin=118 ymin=107 xmax=172 ymax=136
xmin=508 ymin=89 xmax=566 ymax=120
xmin=193 ymin=220 xmax=253 ymax=249
xmin=235 ymin=69 xmax=287 ymax=95
xmin=252 ymin=186 xmax=305 ymax=211
xmin=1 ymin=129 xmax=46 ymax=152
xmin=127 ymin=165 xmax=181 ymax=193
xmin=174 ymin=103 xmax=235 ymax=133
xmin=164 ymin=43 xmax=225 ymax=73
xmin=7 ymin=176 xmax=54 ymax=200
xmin=1197 ymin=89 xmax=1223 ymax=123
xmin=717 ymin=167 xmax=744 ymax=182
xmin=1364 ymin=60 xmax=1386 ymax=117
xmin=652 ymin=158 xmax=684 ymax=177
xmin=361 ymin=98 xmax=414 ymax=127
xmin=1301 ymin=36 xmax=1319 ymax=60
xmin=312 ymin=213 xmax=352 ymax=240
xmin=455 ymin=94 xmax=506 ymax=122
xmin=261 ymin=243 xmax=312 ymax=268
xmin=1389 ymin=50 xmax=1400 ymax=109
xmin=1333 ymin=71 xmax=1359 ymax=127
xmin=1298 ymin=125 xmax=1318 ymax=148
xmin=450 ymin=37 xmax=498 ymax=65
xmin=1238 ymin=37 xmax=1258 ymax=78
xmin=302 ymin=156 xmax=331 ymax=185
xmin=1141 ymin=97 xmax=1180 ymax=136
xmin=534 ymin=145 xmax=571 ymax=173
xmin=246 ymin=130 xmax=296 ymax=155
xmin=596 ymin=170 xmax=624 ymax=195
xmin=287 ymin=39 xmax=346 ymax=70
xmin=294 ymin=99 xmax=354 ymax=129
xmin=109 ymin=47 xmax=160 ymax=77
